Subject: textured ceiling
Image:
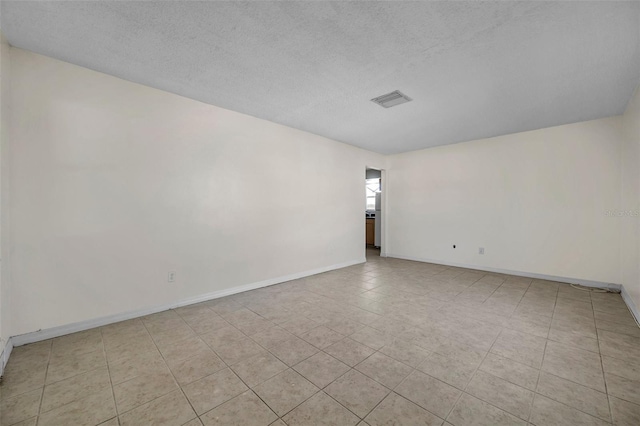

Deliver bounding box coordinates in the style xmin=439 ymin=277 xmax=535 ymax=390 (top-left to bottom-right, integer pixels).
xmin=2 ymin=1 xmax=639 ymax=154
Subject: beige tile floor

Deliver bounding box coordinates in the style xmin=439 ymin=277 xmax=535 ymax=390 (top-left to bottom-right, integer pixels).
xmin=2 ymin=248 xmax=640 ymax=425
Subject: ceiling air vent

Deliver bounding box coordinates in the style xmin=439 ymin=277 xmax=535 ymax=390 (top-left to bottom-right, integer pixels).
xmin=371 ymin=90 xmax=412 ymax=108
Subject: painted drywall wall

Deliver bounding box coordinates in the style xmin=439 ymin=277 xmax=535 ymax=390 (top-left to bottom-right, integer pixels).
xmin=0 ymin=30 xmax=9 ymax=353
xmin=621 ymin=83 xmax=640 ymax=311
xmin=8 ymin=48 xmax=384 ymax=337
xmin=386 ymin=117 xmax=623 ymax=284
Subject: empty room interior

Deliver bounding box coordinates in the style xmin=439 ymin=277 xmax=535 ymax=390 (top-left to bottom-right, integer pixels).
xmin=1 ymin=1 xmax=640 ymax=425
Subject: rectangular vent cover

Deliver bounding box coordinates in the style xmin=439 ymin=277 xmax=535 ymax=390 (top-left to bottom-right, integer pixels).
xmin=371 ymin=90 xmax=412 ymax=108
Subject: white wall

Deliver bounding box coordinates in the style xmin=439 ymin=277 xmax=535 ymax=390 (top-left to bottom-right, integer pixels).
xmin=4 ymin=45 xmax=637 ymax=340
xmin=386 ymin=117 xmax=623 ymax=284
xmin=8 ymin=48 xmax=384 ymax=337
xmin=0 ymin=30 xmax=10 ymax=353
xmin=621 ymin=84 xmax=640 ymax=310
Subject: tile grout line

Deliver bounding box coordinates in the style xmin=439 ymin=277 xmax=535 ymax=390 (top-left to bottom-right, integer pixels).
xmin=326 ymin=339 xmax=412 ymax=421
xmin=184 ymin=301 xmax=335 ymax=424
xmin=241 ymin=320 xmax=359 ymax=422
xmin=168 ymin=307 xmax=262 ymax=423
xmin=171 ymin=305 xmax=236 ymax=424
xmin=261 ymin=302 xmax=411 ymax=422
xmin=431 ymin=277 xmax=531 ymax=422
xmin=531 ymin=336 xmax=550 ymax=424
xmin=442 ymin=327 xmax=506 ymax=424
xmin=529 ymin=287 xmax=559 ymax=423
xmin=269 ymin=339 xmax=372 ymax=423
xmin=596 ymin=324 xmax=615 ymax=424
xmin=180 ymin=306 xmax=255 ymax=423
xmin=99 ymin=326 xmax=121 ymax=426
xmin=531 ymin=290 xmax=617 ymax=425
xmin=133 ymin=316 xmax=200 ymax=422
xmin=34 ymin=340 xmax=53 ymax=426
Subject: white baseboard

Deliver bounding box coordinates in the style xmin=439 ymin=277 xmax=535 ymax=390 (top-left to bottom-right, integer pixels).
xmin=9 ymin=258 xmax=365 ymax=348
xmin=0 ymin=337 xmax=14 ymax=376
xmin=620 ymin=285 xmax=640 ymax=326
xmin=386 ymin=253 xmax=621 ymax=291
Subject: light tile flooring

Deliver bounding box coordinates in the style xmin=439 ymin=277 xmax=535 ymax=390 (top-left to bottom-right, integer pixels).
xmin=2 ymin=249 xmax=640 ymax=425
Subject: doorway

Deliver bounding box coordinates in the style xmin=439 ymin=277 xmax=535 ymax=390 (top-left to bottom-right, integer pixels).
xmin=365 ymin=167 xmax=383 ymax=259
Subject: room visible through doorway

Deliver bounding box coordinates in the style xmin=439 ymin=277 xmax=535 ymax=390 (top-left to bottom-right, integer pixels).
xmin=365 ymin=168 xmax=382 ymax=259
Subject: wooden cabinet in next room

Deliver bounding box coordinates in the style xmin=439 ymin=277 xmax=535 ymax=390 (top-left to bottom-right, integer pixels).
xmin=366 ymin=218 xmax=375 ymax=245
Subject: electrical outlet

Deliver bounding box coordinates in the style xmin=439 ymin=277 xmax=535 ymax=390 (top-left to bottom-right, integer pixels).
xmin=168 ymin=271 xmax=176 ymax=283
xmin=479 ymin=247 xmax=485 ymax=255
